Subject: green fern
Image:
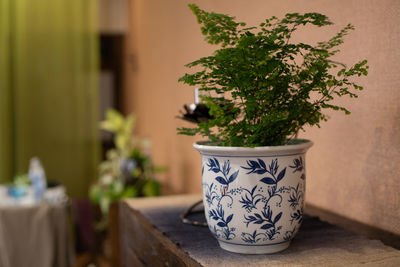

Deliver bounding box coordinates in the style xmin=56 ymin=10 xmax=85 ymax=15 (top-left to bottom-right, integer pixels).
xmin=178 ymin=4 xmax=368 ymax=147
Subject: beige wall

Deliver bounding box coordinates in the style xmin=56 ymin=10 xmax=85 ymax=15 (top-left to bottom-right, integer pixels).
xmin=124 ymin=0 xmax=400 ymax=235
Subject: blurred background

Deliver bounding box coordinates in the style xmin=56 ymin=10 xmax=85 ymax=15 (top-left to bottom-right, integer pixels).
xmin=0 ymin=0 xmax=399 ymax=266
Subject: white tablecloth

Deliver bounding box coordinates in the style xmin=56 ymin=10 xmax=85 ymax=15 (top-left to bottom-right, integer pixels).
xmin=0 ymin=203 xmax=75 ymax=267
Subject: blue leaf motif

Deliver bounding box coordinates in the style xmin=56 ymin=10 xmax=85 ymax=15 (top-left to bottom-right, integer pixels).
xmin=276 ymin=168 xmax=286 ymax=183
xmin=250 ymin=185 xmax=257 ymax=195
xmin=269 ymin=160 xmax=276 ymax=174
xmin=215 ymin=158 xmax=221 ymax=169
xmin=217 ymin=222 xmax=226 ymax=227
xmin=215 ymin=176 xmax=227 ymax=185
xmin=218 ymin=206 xmax=225 ymax=218
xmin=263 ymin=207 xmax=272 ymax=220
xmin=209 ymin=210 xmax=219 ymax=220
xmin=249 ymin=160 xmax=260 ymax=169
xmin=273 ymin=212 xmax=283 ymax=224
xmin=260 ymin=177 xmax=275 ymax=185
xmin=261 ymin=223 xmax=274 ymax=230
xmin=222 ymin=162 xmax=227 ymax=176
xmin=258 ymin=159 xmax=266 ymax=169
xmin=289 ymin=157 xmax=304 ymax=173
xmin=242 ymin=160 xmax=267 ymax=174
xmin=253 ymin=214 xmax=264 ymax=224
xmin=207 ymin=158 xmax=221 ymax=173
xmin=210 ymin=167 xmax=220 ymax=173
xmin=222 ymin=161 xmax=231 ymax=176
xmin=226 ymin=214 xmax=233 ymax=224
xmin=228 ymin=170 xmax=239 ymax=183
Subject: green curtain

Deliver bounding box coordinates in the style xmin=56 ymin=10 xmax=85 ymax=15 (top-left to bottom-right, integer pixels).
xmin=0 ymin=0 xmax=100 ymax=197
xmin=0 ymin=0 xmax=12 ymax=184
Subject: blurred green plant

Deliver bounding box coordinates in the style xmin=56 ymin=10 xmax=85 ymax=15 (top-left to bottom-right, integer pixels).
xmin=90 ymin=109 xmax=163 ymax=227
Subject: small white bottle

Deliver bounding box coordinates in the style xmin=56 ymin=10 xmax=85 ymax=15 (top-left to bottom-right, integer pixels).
xmin=28 ymin=157 xmax=47 ymax=203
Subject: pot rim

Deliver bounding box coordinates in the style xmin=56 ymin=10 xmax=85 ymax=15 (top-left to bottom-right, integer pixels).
xmin=193 ymin=139 xmax=313 ymax=157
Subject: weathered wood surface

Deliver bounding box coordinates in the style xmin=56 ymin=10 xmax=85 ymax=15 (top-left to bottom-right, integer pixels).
xmin=120 ymin=195 xmax=400 ymax=267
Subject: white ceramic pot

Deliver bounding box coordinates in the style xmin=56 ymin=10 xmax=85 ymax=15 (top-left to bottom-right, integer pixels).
xmin=193 ymin=139 xmax=313 ymax=254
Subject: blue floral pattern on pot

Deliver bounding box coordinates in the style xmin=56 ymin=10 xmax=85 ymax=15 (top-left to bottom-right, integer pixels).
xmin=195 ymin=140 xmax=312 ymax=254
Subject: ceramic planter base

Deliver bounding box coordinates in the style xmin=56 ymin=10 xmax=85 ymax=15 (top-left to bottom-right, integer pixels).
xmin=218 ymin=240 xmax=290 ymax=254
xmin=194 ymin=139 xmax=313 ymax=255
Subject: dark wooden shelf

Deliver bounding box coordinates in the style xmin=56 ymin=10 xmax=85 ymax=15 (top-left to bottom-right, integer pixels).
xmin=120 ymin=195 xmax=400 ymax=267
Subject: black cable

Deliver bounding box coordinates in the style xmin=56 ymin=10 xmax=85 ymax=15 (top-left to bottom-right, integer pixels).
xmin=180 ymin=200 xmax=207 ymax=227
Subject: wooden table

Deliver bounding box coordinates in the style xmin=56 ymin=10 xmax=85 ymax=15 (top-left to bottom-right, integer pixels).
xmin=120 ymin=195 xmax=400 ymax=267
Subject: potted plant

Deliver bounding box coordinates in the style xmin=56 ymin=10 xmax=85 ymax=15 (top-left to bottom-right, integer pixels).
xmin=178 ymin=4 xmax=368 ymax=254
xmin=89 ymin=109 xmax=162 ymax=264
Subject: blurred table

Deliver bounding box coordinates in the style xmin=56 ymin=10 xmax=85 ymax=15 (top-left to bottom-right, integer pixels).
xmin=0 ymin=202 xmax=75 ymax=267
xmin=120 ymin=195 xmax=400 ymax=267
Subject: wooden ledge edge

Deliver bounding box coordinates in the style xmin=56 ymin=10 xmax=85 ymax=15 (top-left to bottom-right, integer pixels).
xmin=120 ymin=201 xmax=202 ymax=267
xmin=305 ymin=203 xmax=400 ymax=250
